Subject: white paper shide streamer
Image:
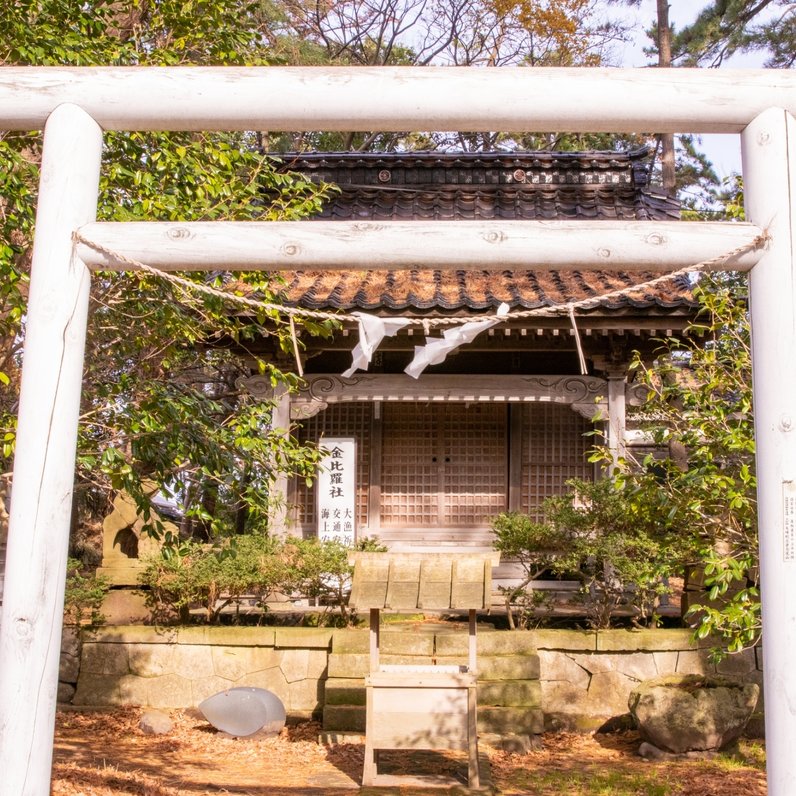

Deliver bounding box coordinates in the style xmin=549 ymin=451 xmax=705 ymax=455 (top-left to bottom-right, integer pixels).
xmin=404 ymin=303 xmax=511 ymax=379
xmin=342 ymin=313 xmax=412 ymax=378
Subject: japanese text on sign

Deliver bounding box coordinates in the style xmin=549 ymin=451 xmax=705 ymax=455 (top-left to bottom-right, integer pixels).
xmin=784 ymin=481 xmax=796 ymax=562
xmin=316 ymin=437 xmax=356 ymax=546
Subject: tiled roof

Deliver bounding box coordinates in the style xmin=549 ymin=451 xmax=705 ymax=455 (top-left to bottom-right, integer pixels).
xmin=282 ymin=268 xmax=693 ymax=312
xmin=273 ymin=150 xmax=692 ymax=313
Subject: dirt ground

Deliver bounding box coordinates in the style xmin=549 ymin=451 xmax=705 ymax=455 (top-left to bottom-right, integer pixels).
xmin=51 ymin=707 xmax=767 ymax=796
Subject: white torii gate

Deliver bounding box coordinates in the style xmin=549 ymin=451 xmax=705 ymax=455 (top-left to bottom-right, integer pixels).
xmin=0 ymin=66 xmax=793 ymax=795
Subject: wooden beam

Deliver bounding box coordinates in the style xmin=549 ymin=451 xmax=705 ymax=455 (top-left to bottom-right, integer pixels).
xmin=743 ymin=107 xmax=796 ymax=796
xmin=2 ymin=67 xmax=796 ymax=133
xmin=0 ymin=104 xmax=102 ymax=795
xmin=75 ymin=220 xmax=764 ymax=272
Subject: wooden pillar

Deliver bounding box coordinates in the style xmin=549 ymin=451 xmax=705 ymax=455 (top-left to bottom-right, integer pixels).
xmin=0 ymin=104 xmax=102 ymax=795
xmin=269 ymin=385 xmax=292 ymax=538
xmin=367 ymin=401 xmax=382 ymax=535
xmin=742 ymin=107 xmax=796 ymax=796
xmin=606 ymin=373 xmax=627 ymax=469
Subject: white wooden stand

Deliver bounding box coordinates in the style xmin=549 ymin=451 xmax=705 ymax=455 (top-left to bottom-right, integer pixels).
xmin=363 ymin=608 xmax=480 ymax=789
xmin=350 ymin=552 xmax=497 ymax=789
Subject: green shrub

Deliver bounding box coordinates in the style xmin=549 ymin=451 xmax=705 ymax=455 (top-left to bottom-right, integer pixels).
xmin=493 ymin=479 xmax=694 ymax=629
xmin=491 ymin=512 xmax=563 ymax=629
xmin=139 ymin=533 xmax=386 ymax=625
xmin=64 ymin=558 xmax=109 ymax=627
xmin=139 ymin=534 xmax=284 ymax=623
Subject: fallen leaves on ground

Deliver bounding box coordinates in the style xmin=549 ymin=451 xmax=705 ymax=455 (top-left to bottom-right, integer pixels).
xmin=52 ymin=708 xmax=766 ymax=795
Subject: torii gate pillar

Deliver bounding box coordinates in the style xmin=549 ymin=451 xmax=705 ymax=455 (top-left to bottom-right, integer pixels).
xmin=0 ymin=103 xmax=101 ymax=795
xmin=743 ymin=107 xmax=796 ymax=796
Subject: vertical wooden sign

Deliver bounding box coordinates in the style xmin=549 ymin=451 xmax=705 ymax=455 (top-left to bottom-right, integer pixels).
xmin=316 ymin=437 xmax=357 ymax=545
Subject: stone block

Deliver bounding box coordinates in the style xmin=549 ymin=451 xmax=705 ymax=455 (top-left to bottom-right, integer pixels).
xmin=128 ymin=643 xmax=175 ymax=678
xmin=540 ymin=679 xmax=587 ymax=713
xmin=568 ymin=652 xmax=658 ymax=683
xmin=73 ymin=674 xmax=121 ymax=706
xmin=61 ymin=627 xmax=80 ymax=658
xmin=179 ymin=626 xmax=275 ymax=647
xmin=323 ymin=704 xmax=366 ymax=732
xmin=381 ymin=631 xmax=434 ymax=656
xmin=59 ymin=652 xmax=80 ymax=684
xmin=331 ymin=629 xmax=369 ymax=653
xmin=281 ymin=648 xmax=312 ymax=683
xmin=382 ymin=654 xmax=433 ymax=667
xmin=480 ymin=654 xmax=540 ymax=681
xmin=57 ymin=682 xmax=76 ymax=704
xmin=190 ymin=675 xmax=239 ymax=706
xmin=147 ymin=674 xmax=194 ymax=708
xmin=531 ymin=629 xmax=596 ymax=652
xmin=715 ymin=649 xmax=756 ymax=676
xmin=434 ymin=632 xmax=470 ymax=657
xmin=433 ymin=655 xmax=469 ymax=669
xmin=81 ymin=642 xmax=129 ymax=676
xmin=235 ymin=668 xmax=290 ymax=706
xmin=537 ymin=650 xmax=590 ymax=688
xmin=99 ymin=590 xmax=151 ymax=624
xmin=324 ymin=678 xmax=366 ymax=706
xmin=477 ymin=630 xmax=539 ymax=655
xmin=212 ymin=645 xmax=278 ymax=681
xmin=676 ymin=649 xmax=717 ymax=676
xmin=595 ymin=629 xmax=700 ymax=652
xmin=479 ymin=680 xmax=542 ymax=708
xmin=289 ymin=677 xmax=324 ymax=712
xmin=116 ymin=674 xmax=152 ymax=705
xmin=306 ymin=648 xmax=330 ymax=680
xmin=87 ymin=626 xmax=176 ymax=645
xmin=478 ymin=706 xmax=544 ymax=735
xmin=653 ymin=651 xmax=679 ymax=676
xmin=585 ymin=671 xmax=637 ymax=716
xmin=274 ymin=627 xmax=333 ymax=649
xmin=328 ymin=653 xmax=369 ymax=679
xmin=172 ymin=644 xmax=215 ymax=679
xmin=755 ymin=645 xmax=763 ymax=671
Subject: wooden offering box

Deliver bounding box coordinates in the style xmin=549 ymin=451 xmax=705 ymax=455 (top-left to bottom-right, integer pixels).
xmin=349 ymin=552 xmax=499 ymax=789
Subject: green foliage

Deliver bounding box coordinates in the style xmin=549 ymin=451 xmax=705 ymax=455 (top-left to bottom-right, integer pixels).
xmin=494 ymin=479 xmax=693 ymax=629
xmin=545 ymin=479 xmax=693 ymax=629
xmin=491 ymin=512 xmax=564 ymax=629
xmin=0 ymin=1 xmax=339 ymax=543
xmin=612 ymin=271 xmax=759 ymax=654
xmin=140 ymin=534 xmax=285 ymax=624
xmin=64 ymin=558 xmax=110 ymax=627
xmin=140 ymin=534 xmax=386 ymax=625
xmin=672 ymin=0 xmax=794 ymax=68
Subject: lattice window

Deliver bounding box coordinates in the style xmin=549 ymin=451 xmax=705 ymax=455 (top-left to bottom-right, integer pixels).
xmin=521 ymin=403 xmax=593 ymax=519
xmin=295 ymin=402 xmax=371 ymax=533
xmin=381 ymin=403 xmax=507 ymax=528
xmin=380 ymin=403 xmax=437 ymax=527
xmin=442 ymin=404 xmax=507 ymax=526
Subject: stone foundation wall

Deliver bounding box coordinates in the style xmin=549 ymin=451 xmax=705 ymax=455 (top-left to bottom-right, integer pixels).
xmin=74 ymin=627 xmax=333 ymax=716
xmin=532 ymin=628 xmax=764 ymax=734
xmin=70 ymin=625 xmax=764 ymax=735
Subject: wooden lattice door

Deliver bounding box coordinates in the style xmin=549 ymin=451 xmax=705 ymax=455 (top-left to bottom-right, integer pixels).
xmin=380 ymin=403 xmax=507 ymax=529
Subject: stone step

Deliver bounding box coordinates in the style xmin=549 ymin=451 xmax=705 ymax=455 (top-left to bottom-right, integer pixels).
xmin=322 ymin=704 xmax=544 ymax=736
xmin=324 ymin=677 xmax=541 ymax=709
xmin=327 ymin=651 xmax=540 ymax=681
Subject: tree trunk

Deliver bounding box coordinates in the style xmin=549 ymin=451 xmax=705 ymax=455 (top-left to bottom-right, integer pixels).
xmin=657 ymin=0 xmax=677 ymax=196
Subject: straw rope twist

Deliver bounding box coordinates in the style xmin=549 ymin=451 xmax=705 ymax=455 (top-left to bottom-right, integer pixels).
xmin=73 ymin=230 xmax=769 ymax=331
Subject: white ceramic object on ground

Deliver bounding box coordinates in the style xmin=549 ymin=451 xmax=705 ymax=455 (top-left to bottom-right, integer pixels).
xmin=199 ymin=687 xmax=286 ymax=738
